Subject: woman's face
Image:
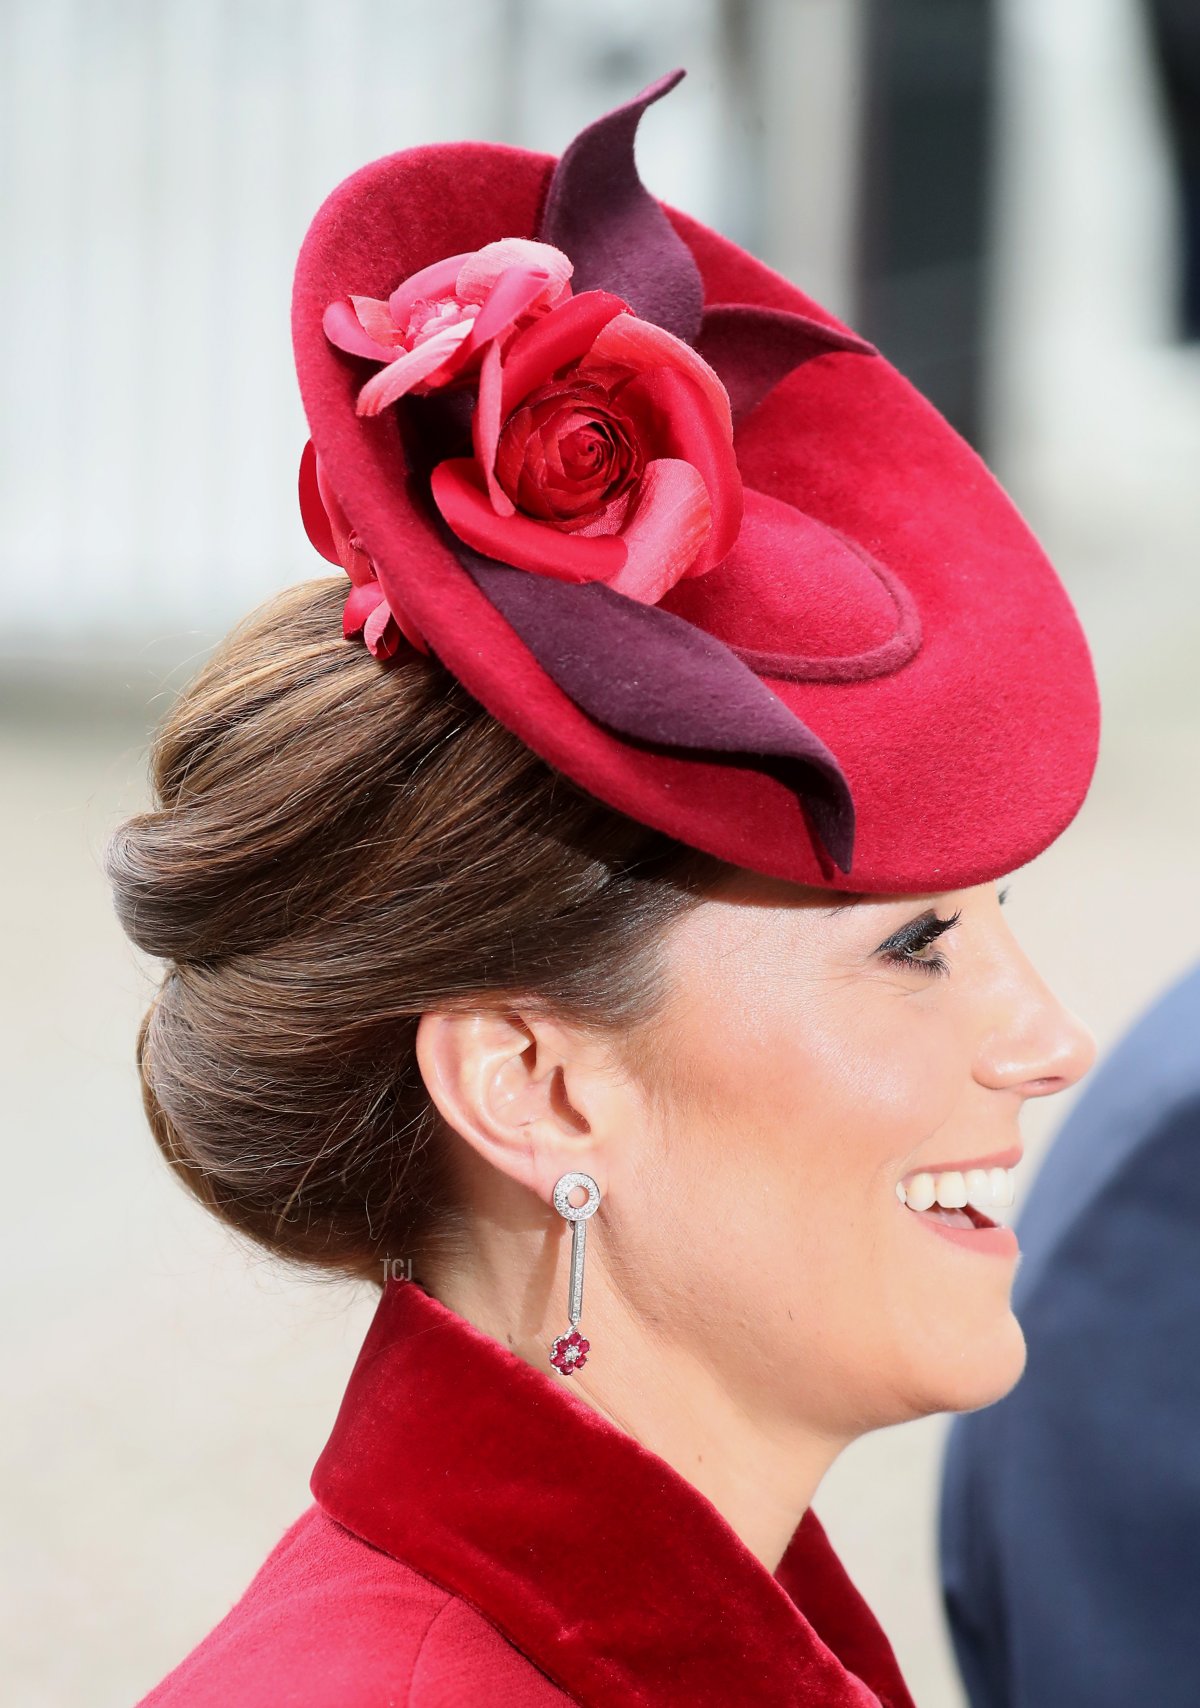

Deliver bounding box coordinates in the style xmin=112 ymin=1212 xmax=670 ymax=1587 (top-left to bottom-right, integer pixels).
xmin=605 ymin=873 xmax=1097 ymax=1438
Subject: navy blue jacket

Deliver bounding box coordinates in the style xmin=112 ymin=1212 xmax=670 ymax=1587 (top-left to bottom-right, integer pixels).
xmin=939 ymin=959 xmax=1200 ymax=1707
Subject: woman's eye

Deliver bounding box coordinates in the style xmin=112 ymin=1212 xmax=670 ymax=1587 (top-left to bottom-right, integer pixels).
xmin=889 ymin=941 xmax=950 ymax=976
xmin=879 ymin=908 xmax=962 ymax=978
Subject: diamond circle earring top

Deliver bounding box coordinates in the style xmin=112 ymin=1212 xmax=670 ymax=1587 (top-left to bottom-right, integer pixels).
xmin=549 ymin=1170 xmax=601 ymax=1376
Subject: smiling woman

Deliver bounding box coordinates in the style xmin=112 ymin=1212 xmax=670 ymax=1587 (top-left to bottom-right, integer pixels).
xmin=564 ymin=870 xmax=1094 ymax=1541
xmin=106 ymin=67 xmax=1102 ymax=1708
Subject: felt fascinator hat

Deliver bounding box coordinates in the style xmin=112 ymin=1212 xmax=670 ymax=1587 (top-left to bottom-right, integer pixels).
xmin=293 ymin=68 xmax=1099 ymax=892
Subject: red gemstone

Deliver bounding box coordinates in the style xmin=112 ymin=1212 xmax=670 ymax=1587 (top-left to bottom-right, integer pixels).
xmin=550 ymin=1325 xmax=594 ymax=1375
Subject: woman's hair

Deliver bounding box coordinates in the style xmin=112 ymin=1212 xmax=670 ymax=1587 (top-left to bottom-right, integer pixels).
xmin=106 ymin=577 xmax=728 ymax=1286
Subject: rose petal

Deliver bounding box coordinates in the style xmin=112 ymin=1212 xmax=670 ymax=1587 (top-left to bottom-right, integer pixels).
xmin=343 ymin=580 xmax=383 ymax=638
xmin=430 ymin=457 xmax=627 ymax=582
xmin=348 ymin=294 xmax=405 ymax=349
xmin=386 ymin=252 xmax=474 ymax=326
xmin=580 ymin=312 xmax=733 ymax=437
xmin=303 ymin=443 xmax=428 ymax=655
xmin=302 ymin=446 xmax=379 ymax=591
xmin=455 ymin=238 xmax=573 ymax=309
xmin=462 ymin=265 xmax=555 ymax=355
xmin=604 ymin=458 xmax=711 ymax=603
xmin=355 ymin=320 xmax=475 ymax=415
xmin=349 ymin=581 xmax=428 ymax=657
xmin=298 ymin=440 xmax=340 ymax=564
xmin=472 ymin=338 xmax=515 ymax=517
xmin=616 ymin=366 xmax=743 ymax=575
xmin=497 ymin=387 xmax=640 ymax=522
xmin=323 ymin=298 xmax=397 ymax=362
xmin=499 ymin=291 xmax=631 ymax=418
xmin=363 ymin=597 xmax=401 ymax=658
xmin=571 ymin=488 xmax=634 ymax=537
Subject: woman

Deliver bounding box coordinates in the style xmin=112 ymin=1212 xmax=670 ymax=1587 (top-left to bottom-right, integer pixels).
xmin=110 ymin=69 xmax=1099 ymax=1707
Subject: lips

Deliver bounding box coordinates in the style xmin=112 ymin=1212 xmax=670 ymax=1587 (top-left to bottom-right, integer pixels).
xmin=904 ymin=1190 xmax=1020 ymax=1260
xmin=902 ymin=1142 xmax=1022 ymax=1181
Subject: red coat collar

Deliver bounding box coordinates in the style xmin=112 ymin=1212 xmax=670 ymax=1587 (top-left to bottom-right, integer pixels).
xmin=311 ymin=1278 xmax=915 ymax=1707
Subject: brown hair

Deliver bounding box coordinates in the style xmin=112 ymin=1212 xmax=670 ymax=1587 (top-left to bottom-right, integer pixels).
xmin=106 ymin=576 xmax=728 ymax=1286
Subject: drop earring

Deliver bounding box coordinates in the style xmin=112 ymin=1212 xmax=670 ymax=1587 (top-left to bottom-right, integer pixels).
xmin=549 ymin=1171 xmax=601 ymax=1376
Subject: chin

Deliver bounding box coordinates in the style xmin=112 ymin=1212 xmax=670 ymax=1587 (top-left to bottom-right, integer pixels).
xmin=942 ymin=1310 xmax=1028 ymax=1415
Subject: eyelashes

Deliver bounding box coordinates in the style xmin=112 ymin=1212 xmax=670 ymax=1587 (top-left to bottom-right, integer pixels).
xmin=879 ymin=908 xmax=963 ymax=978
xmin=874 ymin=884 xmax=1009 ymax=980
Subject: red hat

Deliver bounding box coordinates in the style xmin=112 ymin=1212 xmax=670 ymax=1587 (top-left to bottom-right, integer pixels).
xmin=292 ymin=68 xmax=1099 ymax=893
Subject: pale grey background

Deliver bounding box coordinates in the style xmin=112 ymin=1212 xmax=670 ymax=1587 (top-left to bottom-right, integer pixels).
xmin=2 ymin=1 xmax=1198 ymax=1703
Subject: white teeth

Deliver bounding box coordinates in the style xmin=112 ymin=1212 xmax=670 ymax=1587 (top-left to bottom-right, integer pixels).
xmin=898 ymin=1166 xmax=1016 ymax=1211
xmin=903 ymin=1173 xmax=938 ymax=1212
xmin=990 ymin=1166 xmax=1014 ymax=1207
xmin=934 ymin=1171 xmax=968 ymax=1208
xmin=964 ymin=1169 xmax=992 ymax=1208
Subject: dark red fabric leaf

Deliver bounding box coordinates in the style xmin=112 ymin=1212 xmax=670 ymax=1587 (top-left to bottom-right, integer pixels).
xmin=536 ymin=69 xmax=704 ymax=345
xmin=456 ymin=548 xmax=855 ymax=873
xmin=694 ymin=304 xmax=876 ymax=427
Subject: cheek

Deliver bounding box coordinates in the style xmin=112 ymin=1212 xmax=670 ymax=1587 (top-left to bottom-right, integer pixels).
xmin=703 ymin=984 xmax=964 ymax=1190
xmin=615 ymin=975 xmax=982 ymax=1425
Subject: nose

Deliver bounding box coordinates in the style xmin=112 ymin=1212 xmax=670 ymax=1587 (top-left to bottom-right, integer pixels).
xmin=975 ymin=955 xmax=1098 ymax=1099
xmin=1013 ymin=1004 xmax=1097 ymax=1098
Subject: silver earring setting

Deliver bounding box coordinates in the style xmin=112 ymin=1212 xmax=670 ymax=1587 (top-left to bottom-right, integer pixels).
xmin=549 ymin=1170 xmax=601 ymax=1376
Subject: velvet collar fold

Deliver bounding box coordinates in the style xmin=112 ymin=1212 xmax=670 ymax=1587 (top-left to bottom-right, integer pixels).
xmin=311 ymin=1278 xmax=915 ymax=1707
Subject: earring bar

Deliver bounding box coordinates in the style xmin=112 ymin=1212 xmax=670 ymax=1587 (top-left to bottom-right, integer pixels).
xmin=549 ymin=1170 xmax=601 ymax=1377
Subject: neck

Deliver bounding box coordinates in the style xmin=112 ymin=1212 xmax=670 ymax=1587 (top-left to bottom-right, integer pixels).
xmin=424 ymin=1250 xmax=848 ymax=1575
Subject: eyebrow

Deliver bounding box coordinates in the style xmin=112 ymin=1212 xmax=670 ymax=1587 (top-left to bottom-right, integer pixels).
xmin=828 ymin=882 xmax=1011 ymax=918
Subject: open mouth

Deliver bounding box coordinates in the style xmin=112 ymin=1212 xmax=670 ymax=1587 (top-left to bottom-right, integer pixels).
xmin=919 ymin=1202 xmax=1001 ymax=1232
xmin=899 ymin=1190 xmax=1018 ymax=1257
xmin=897 ymin=1159 xmax=1017 ymax=1228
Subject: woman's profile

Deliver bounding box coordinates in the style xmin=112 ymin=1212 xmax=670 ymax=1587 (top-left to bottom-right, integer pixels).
xmin=108 ymin=67 xmax=1100 ymax=1708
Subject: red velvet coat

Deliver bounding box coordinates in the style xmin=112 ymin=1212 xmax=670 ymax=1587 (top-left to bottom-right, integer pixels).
xmin=136 ymin=1279 xmax=917 ymax=1706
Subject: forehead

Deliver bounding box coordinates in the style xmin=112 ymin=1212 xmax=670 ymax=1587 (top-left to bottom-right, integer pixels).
xmin=670 ymin=877 xmax=993 ymax=967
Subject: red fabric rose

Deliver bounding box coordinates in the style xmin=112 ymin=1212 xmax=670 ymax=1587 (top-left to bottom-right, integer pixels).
xmin=495 ymin=375 xmax=644 ymax=525
xmin=430 ymin=290 xmax=743 ymax=605
xmin=314 ymin=239 xmax=744 ymax=646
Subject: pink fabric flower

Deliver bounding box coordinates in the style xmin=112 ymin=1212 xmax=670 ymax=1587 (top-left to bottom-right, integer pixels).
xmin=323 ymin=238 xmax=574 ymax=417
xmin=430 ymin=290 xmax=743 ymax=604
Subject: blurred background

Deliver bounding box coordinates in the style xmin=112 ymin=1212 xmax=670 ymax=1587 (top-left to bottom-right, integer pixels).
xmin=2 ymin=2 xmax=1197 ymax=1703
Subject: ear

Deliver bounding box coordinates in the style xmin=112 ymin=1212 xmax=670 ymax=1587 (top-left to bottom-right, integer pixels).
xmin=414 ymin=1007 xmax=626 ymax=1205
